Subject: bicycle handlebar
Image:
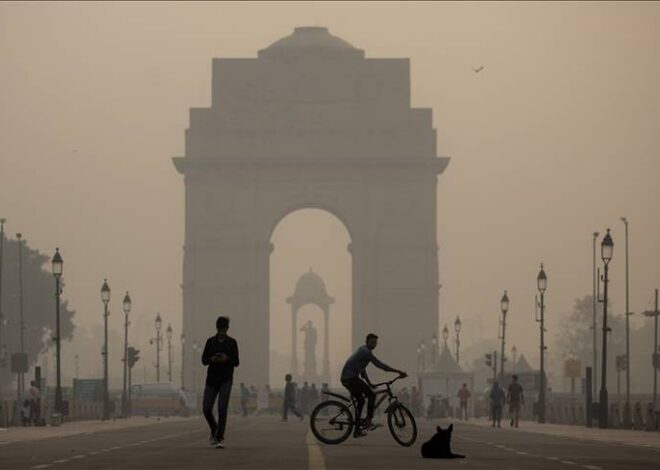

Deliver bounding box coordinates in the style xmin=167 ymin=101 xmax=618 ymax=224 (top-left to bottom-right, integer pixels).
xmin=369 ymin=374 xmax=406 ymax=388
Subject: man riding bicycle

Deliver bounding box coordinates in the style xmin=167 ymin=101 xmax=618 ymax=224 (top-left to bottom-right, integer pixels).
xmin=340 ymin=333 xmax=407 ymax=438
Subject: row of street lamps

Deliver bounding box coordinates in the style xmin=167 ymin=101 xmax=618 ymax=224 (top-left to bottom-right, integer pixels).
xmin=48 ymin=249 xmax=176 ymax=419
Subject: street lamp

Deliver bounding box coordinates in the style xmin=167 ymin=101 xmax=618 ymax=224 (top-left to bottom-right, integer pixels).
xmin=0 ymin=218 xmax=5 ymax=369
xmin=499 ymin=290 xmax=509 ymax=378
xmin=599 ymin=229 xmax=613 ymax=428
xmin=454 ymin=315 xmax=462 ymax=365
xmin=536 ymin=263 xmax=547 ymax=423
xmin=51 ymin=248 xmax=63 ymax=415
xmin=121 ymin=291 xmax=132 ymax=418
xmin=152 ymin=313 xmax=163 ymax=383
xmin=181 ymin=334 xmax=186 ymax=388
xmin=642 ymin=289 xmax=659 ymax=409
xmin=592 ymin=231 xmax=599 ymax=399
xmin=442 ymin=324 xmax=449 ymax=346
xmin=101 ymin=279 xmax=110 ymax=420
xmin=166 ymin=324 xmax=173 ymax=382
xmin=420 ymin=342 xmax=426 ymax=371
xmin=16 ymin=233 xmax=25 ymax=400
xmin=620 ymin=217 xmax=631 ymax=426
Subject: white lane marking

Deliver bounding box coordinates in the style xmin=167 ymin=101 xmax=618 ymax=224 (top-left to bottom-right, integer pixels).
xmin=583 ymin=466 xmax=602 ymax=470
xmin=88 ymin=451 xmax=99 ymax=455
xmin=306 ymin=430 xmax=326 ymax=470
xmin=517 ymin=451 xmax=529 ymax=455
xmin=53 ymin=459 xmax=69 ymax=464
xmin=0 ymin=441 xmax=12 ymax=445
xmin=561 ymin=461 xmax=577 ymax=465
xmin=547 ymin=457 xmax=560 ymax=461
xmin=31 ymin=465 xmax=52 ymax=469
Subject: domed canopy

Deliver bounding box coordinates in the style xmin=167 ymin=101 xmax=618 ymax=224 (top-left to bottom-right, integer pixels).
xmin=287 ymin=268 xmax=335 ymax=309
xmin=258 ymin=26 xmax=365 ymax=59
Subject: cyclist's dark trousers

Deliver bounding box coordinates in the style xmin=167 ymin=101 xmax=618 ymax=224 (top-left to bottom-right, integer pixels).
xmin=203 ymin=381 xmax=232 ymax=440
xmin=342 ymin=378 xmax=375 ymax=423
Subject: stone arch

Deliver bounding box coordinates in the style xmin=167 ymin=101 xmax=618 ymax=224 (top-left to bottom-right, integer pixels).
xmin=174 ymin=26 xmax=449 ymax=390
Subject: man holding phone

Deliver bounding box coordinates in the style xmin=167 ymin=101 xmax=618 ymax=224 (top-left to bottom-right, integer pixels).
xmin=201 ymin=316 xmax=240 ymax=448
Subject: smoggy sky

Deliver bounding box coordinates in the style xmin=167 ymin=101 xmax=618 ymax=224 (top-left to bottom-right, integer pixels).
xmin=1 ymin=2 xmax=659 ymax=386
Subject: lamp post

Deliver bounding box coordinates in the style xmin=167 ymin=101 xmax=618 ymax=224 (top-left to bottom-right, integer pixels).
xmin=420 ymin=342 xmax=426 ymax=372
xmin=16 ymin=233 xmax=25 ymax=400
xmin=101 ymin=279 xmax=111 ymax=420
xmin=166 ymin=324 xmax=173 ymax=382
xmin=51 ymin=248 xmax=63 ymax=415
xmin=620 ymin=217 xmax=631 ymax=424
xmin=511 ymin=345 xmax=518 ymax=373
xmin=432 ymin=333 xmax=438 ymax=365
xmin=454 ymin=316 xmax=462 ymax=365
xmin=121 ymin=291 xmax=131 ymax=418
xmin=599 ymin=229 xmax=614 ymax=428
xmin=592 ymin=231 xmax=599 ymax=398
xmin=153 ymin=314 xmax=162 ymax=382
xmin=642 ymin=289 xmax=659 ymax=409
xmin=181 ymin=334 xmax=186 ymax=388
xmin=499 ymin=290 xmax=509 ymax=378
xmin=0 ymin=219 xmax=5 ymax=368
xmin=192 ymin=341 xmax=200 ymax=391
xmin=536 ymin=263 xmax=547 ymax=423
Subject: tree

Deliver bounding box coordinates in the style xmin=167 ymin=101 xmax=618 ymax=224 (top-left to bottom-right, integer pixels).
xmin=555 ymin=295 xmax=625 ymax=390
xmin=0 ymin=235 xmax=75 ymax=394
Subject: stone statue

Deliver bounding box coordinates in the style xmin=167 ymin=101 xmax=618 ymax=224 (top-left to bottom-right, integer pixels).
xmin=300 ymin=321 xmax=318 ymax=381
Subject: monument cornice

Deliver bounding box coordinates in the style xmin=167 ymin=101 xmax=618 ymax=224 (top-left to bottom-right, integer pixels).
xmin=172 ymin=156 xmax=449 ymax=175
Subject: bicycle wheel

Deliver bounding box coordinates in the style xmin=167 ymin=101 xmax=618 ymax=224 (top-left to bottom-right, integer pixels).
xmin=387 ymin=403 xmax=417 ymax=447
xmin=310 ymin=400 xmax=354 ymax=445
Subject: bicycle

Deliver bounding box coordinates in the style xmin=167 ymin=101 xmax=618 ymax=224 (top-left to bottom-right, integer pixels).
xmin=309 ymin=376 xmax=417 ymax=446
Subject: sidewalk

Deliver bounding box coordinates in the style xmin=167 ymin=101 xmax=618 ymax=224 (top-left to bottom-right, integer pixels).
xmin=465 ymin=417 xmax=660 ymax=449
xmin=0 ymin=416 xmax=194 ymax=443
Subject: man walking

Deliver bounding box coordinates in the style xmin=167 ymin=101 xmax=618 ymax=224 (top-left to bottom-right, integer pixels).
xmin=507 ymin=375 xmax=525 ymax=428
xmin=240 ymin=383 xmax=249 ymax=417
xmin=489 ymin=380 xmax=505 ymax=428
xmin=457 ymin=383 xmax=471 ymax=421
xmin=201 ymin=316 xmax=240 ymax=449
xmin=282 ymin=374 xmax=303 ymax=421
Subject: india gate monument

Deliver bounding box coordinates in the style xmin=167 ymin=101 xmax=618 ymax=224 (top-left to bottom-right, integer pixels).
xmin=174 ymin=27 xmax=449 ymax=389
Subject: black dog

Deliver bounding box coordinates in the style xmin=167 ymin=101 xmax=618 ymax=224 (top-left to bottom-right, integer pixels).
xmin=421 ymin=424 xmax=465 ymax=459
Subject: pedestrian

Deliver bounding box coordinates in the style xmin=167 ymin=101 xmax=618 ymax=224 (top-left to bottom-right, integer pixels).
xmin=300 ymin=382 xmax=310 ymax=415
xmin=282 ymin=374 xmax=303 ymax=421
xmin=507 ymin=375 xmax=524 ymax=428
xmin=457 ymin=383 xmax=471 ymax=421
xmin=28 ymin=380 xmax=41 ymax=424
xmin=201 ymin=315 xmax=240 ymax=449
xmin=20 ymin=399 xmax=31 ymax=426
xmin=489 ymin=381 xmax=505 ymax=428
xmin=256 ymin=384 xmax=270 ymax=416
xmin=240 ymin=383 xmax=249 ymax=417
xmin=309 ymin=383 xmax=319 ymax=411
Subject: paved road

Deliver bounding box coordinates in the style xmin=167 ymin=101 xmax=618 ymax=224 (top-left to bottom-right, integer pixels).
xmin=1 ymin=416 xmax=658 ymax=469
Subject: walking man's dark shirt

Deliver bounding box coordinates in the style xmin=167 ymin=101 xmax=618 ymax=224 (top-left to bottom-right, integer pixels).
xmin=201 ymin=335 xmax=240 ymax=385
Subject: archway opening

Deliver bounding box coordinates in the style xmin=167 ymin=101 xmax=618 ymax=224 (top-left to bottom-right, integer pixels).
xmin=269 ymin=208 xmax=352 ymax=388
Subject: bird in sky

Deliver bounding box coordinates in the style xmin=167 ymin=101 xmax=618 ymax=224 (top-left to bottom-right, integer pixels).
xmin=472 ymin=66 xmax=484 ymax=73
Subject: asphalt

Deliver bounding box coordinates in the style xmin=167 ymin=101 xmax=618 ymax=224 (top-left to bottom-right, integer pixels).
xmin=0 ymin=415 xmax=658 ymax=470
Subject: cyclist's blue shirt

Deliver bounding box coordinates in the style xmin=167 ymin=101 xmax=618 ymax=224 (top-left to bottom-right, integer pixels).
xmin=340 ymin=345 xmax=395 ymax=382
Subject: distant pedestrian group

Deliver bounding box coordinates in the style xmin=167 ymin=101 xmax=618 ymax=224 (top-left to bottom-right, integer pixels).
xmin=489 ymin=375 xmax=525 ymax=428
